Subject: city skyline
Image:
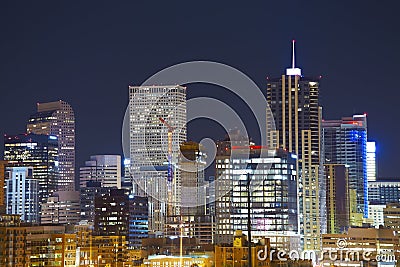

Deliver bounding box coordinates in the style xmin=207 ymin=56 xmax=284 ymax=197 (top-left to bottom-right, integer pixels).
xmin=0 ymin=2 xmax=399 ymax=178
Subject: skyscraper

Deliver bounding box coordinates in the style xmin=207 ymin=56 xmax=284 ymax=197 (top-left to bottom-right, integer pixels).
xmin=324 ymin=164 xmax=350 ymax=234
xmin=215 ymin=144 xmax=299 ymax=251
xmin=4 ymin=133 xmax=58 ymax=206
xmin=5 ymin=167 xmax=39 ymax=223
xmin=179 ymin=141 xmax=206 ymax=215
xmin=322 ymin=114 xmax=368 ymax=218
xmin=27 ymin=100 xmax=75 ymax=191
xmin=266 ymin=41 xmax=323 ymax=250
xmin=129 ymin=85 xmax=187 ymax=233
xmin=79 ymin=155 xmax=122 ymax=188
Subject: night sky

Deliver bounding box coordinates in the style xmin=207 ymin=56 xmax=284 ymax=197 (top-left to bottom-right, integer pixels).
xmin=1 ymin=1 xmax=399 ymax=178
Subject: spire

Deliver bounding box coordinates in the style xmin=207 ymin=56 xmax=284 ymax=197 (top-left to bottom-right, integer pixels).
xmin=286 ymin=40 xmax=302 ymax=76
xmin=292 ymin=39 xmax=296 ymax=68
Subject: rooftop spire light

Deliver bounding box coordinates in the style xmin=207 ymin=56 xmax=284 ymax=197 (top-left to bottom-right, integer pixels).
xmin=286 ymin=40 xmax=302 ymax=76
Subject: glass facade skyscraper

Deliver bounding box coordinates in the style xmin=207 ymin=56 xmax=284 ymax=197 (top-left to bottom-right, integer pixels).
xmin=215 ymin=145 xmax=299 ymax=251
xmin=322 ymin=114 xmax=368 ymax=218
xmin=27 ymin=100 xmax=75 ymax=191
xmin=4 ymin=133 xmax=58 ymax=206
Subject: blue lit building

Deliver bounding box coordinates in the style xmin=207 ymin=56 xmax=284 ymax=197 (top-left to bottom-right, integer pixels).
xmin=323 ymin=114 xmax=368 ymax=217
xmin=4 ymin=133 xmax=58 ymax=207
xmin=94 ymin=189 xmax=148 ymax=248
xmin=5 ymin=167 xmax=39 ymax=223
xmin=129 ymin=195 xmax=148 ymax=248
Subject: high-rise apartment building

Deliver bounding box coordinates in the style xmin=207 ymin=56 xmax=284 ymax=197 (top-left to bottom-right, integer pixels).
xmin=266 ymin=41 xmax=322 ymax=250
xmin=323 ymin=114 xmax=368 ymax=218
xmin=79 ymin=155 xmax=122 ymax=188
xmin=5 ymin=167 xmax=39 ymax=223
xmin=368 ymin=180 xmax=400 ymax=205
xmin=215 ymin=144 xmax=299 ymax=251
xmin=324 ymin=164 xmax=350 ymax=234
xmin=4 ymin=133 xmax=58 ymax=206
xmin=27 ymin=100 xmax=75 ymax=190
xmin=129 ymin=85 xmax=187 ymax=233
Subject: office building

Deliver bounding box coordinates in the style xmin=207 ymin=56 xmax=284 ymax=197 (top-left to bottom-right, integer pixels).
xmin=80 ymin=181 xmax=112 ymax=223
xmin=129 ymin=195 xmax=149 ymax=248
xmin=79 ymin=155 xmax=122 ymax=188
xmin=323 ymin=114 xmax=368 ymax=218
xmin=215 ymin=144 xmax=299 ymax=251
xmin=368 ymin=180 xmax=400 ymax=205
xmin=94 ymin=189 xmax=149 ymax=247
xmin=368 ymin=204 xmax=386 ymax=228
xmin=324 ymin=164 xmax=350 ymax=234
xmin=129 ymin=85 xmax=187 ymax=233
xmin=4 ymin=133 xmax=58 ymax=206
xmin=27 ymin=100 xmax=75 ymax=190
xmin=266 ymin=41 xmax=322 ymax=250
xmin=94 ymin=189 xmax=130 ymax=237
xmin=41 ymin=191 xmax=80 ymax=225
xmin=179 ymin=141 xmax=206 ymax=214
xmin=5 ymin=167 xmax=39 ymax=223
xmin=165 ymin=141 xmax=213 ymax=244
xmin=384 ymin=203 xmax=400 ymax=233
xmin=367 ymin=141 xmax=377 ymax=182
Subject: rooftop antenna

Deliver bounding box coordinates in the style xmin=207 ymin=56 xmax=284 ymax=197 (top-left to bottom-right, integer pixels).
xmin=286 ymin=39 xmax=302 ymax=76
xmin=292 ymin=39 xmax=296 ymax=68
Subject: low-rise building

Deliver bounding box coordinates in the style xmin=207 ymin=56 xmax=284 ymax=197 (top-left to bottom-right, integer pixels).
xmin=321 ymin=228 xmax=400 ymax=267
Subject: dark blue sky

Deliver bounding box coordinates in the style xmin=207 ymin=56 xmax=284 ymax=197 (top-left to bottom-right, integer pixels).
xmin=0 ymin=1 xmax=399 ymax=177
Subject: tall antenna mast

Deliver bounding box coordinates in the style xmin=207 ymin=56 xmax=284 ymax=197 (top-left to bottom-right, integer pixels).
xmin=292 ymin=39 xmax=296 ymax=68
xmin=286 ymin=39 xmax=302 ymax=76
